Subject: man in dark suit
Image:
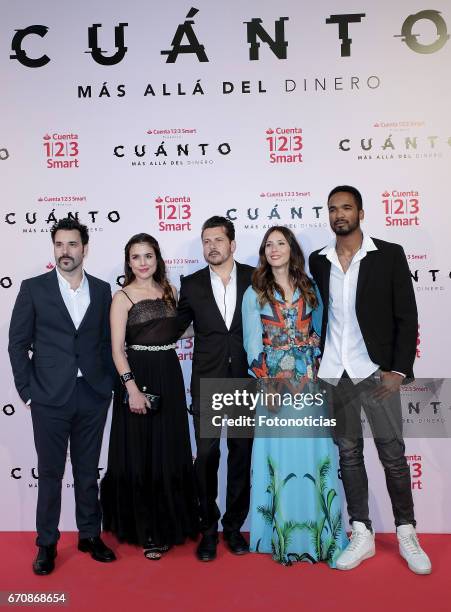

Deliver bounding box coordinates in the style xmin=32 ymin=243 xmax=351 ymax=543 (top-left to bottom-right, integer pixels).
xmin=309 ymin=185 xmax=431 ymax=574
xmin=8 ymin=218 xmax=116 ymax=575
xmin=178 ymin=216 xmax=254 ymax=561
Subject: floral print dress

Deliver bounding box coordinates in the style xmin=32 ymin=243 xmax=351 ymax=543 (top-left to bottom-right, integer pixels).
xmin=242 ymin=286 xmax=348 ymax=566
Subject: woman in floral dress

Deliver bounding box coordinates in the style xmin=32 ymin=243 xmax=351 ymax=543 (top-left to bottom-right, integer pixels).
xmin=242 ymin=226 xmax=348 ymax=566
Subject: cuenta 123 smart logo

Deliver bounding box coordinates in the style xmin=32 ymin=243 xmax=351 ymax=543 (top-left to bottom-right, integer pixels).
xmin=381 ymin=189 xmax=420 ymax=227
xmin=266 ymin=128 xmax=303 ymax=164
xmin=155 ymin=195 xmax=191 ymax=231
xmin=406 ymin=454 xmax=423 ymax=491
xmin=43 ymin=132 xmax=79 ymax=169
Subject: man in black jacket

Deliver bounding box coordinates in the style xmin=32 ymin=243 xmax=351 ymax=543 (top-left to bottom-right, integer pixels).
xmin=309 ymin=185 xmax=431 ymax=574
xmin=178 ymin=216 xmax=253 ymax=561
xmin=8 ymin=218 xmax=116 ymax=575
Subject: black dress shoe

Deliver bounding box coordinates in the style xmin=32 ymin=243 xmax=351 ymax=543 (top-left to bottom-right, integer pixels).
xmin=78 ymin=536 xmax=116 ymax=562
xmin=223 ymin=531 xmax=249 ymax=555
xmin=196 ymin=534 xmax=219 ymax=562
xmin=33 ymin=544 xmax=57 ymax=575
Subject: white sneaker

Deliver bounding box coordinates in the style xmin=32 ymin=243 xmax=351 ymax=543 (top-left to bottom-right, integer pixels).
xmin=336 ymin=521 xmax=375 ymax=570
xmin=397 ymin=524 xmax=432 ymax=575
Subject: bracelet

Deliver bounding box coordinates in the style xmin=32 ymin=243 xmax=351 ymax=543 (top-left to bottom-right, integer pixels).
xmin=120 ymin=371 xmax=134 ymax=385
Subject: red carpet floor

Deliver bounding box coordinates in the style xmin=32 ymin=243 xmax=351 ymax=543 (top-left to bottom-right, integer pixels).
xmin=1 ymin=533 xmax=449 ymax=612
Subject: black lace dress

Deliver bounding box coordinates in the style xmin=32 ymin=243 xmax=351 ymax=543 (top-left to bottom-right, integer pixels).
xmin=100 ymin=297 xmax=199 ymax=547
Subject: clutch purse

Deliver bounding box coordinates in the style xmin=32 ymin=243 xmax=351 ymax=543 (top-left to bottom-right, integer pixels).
xmin=123 ymin=386 xmax=160 ymax=412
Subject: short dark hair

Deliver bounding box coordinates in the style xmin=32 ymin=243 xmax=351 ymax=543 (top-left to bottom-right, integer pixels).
xmin=327 ymin=185 xmax=363 ymax=211
xmin=201 ymin=216 xmax=235 ymax=242
xmin=50 ymin=217 xmax=89 ymax=245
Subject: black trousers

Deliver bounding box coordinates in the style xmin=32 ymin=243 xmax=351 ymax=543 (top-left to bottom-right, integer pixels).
xmin=192 ymin=405 xmax=253 ymax=536
xmin=330 ymin=371 xmax=415 ymax=531
xmin=31 ymin=378 xmax=110 ymax=546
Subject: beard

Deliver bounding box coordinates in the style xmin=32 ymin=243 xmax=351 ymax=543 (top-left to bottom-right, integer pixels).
xmin=57 ymin=256 xmax=80 ymax=272
xmin=205 ymin=251 xmax=230 ymax=265
xmin=332 ymin=218 xmax=360 ymax=236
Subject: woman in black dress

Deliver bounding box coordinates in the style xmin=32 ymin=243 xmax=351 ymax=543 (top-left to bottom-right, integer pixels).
xmin=101 ymin=233 xmax=198 ymax=559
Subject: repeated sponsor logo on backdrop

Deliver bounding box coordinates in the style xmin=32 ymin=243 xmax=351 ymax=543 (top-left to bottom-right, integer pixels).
xmin=339 ymin=121 xmax=451 ymax=161
xmin=3 ymin=404 xmax=15 ymax=416
xmin=165 ymin=257 xmax=200 ymax=278
xmin=400 ymin=383 xmax=447 ymax=430
xmin=0 ymin=276 xmax=13 ymax=289
xmin=407 ymin=253 xmax=450 ymax=294
xmin=43 ymin=132 xmax=80 ymax=169
xmin=176 ymin=338 xmax=194 ymax=363
xmin=381 ymin=189 xmax=420 ymax=227
xmin=226 ymin=191 xmax=326 ymax=231
xmin=265 ymin=127 xmax=303 ymax=164
xmin=407 ymin=455 xmax=424 ymax=491
xmin=114 ymin=128 xmax=231 ymax=168
xmin=37 ymin=195 xmax=87 ymax=206
xmin=9 ymin=462 xmax=105 ymax=489
xmin=4 ymin=196 xmax=121 ymax=235
xmin=155 ymin=195 xmax=192 ymax=232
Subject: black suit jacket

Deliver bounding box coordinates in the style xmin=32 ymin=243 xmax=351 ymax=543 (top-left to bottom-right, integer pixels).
xmin=309 ymin=238 xmax=418 ymax=379
xmin=8 ymin=269 xmax=115 ymax=406
xmin=177 ymin=262 xmax=254 ymax=402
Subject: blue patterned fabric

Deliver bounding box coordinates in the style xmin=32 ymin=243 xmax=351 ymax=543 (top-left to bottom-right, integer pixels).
xmin=242 ymin=285 xmax=348 ymax=566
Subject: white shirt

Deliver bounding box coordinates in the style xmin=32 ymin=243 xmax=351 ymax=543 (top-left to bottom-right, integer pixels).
xmin=56 ymin=267 xmax=90 ymax=377
xmin=318 ymin=234 xmax=379 ymax=384
xmin=209 ymin=261 xmax=237 ymax=330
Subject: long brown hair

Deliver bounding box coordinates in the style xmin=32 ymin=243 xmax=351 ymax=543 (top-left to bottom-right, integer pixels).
xmin=123 ymin=233 xmax=174 ymax=304
xmin=252 ymin=226 xmax=317 ymax=308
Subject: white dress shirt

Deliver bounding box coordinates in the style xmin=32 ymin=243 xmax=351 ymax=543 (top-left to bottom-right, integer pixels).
xmin=209 ymin=261 xmax=237 ymax=330
xmin=318 ymin=234 xmax=379 ymax=384
xmin=56 ymin=268 xmax=90 ymax=376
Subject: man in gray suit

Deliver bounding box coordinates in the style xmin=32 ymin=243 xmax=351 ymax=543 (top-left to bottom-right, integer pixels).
xmin=8 ymin=218 xmax=116 ymax=575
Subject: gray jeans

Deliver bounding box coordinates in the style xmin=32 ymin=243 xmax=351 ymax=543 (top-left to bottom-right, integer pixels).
xmin=330 ymin=372 xmax=415 ymax=531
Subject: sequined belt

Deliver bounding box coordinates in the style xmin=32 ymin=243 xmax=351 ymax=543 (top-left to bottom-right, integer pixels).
xmin=128 ymin=343 xmax=177 ymax=351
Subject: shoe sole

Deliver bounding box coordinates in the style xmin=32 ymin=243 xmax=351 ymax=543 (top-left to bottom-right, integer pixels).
xmin=228 ymin=548 xmax=250 ymax=555
xmin=336 ymin=547 xmax=376 ymax=571
xmin=407 ymin=563 xmax=432 ymax=575
xmin=32 ymin=567 xmax=55 ymax=576
xmin=78 ymin=546 xmax=116 ymax=562
xmin=196 ymin=555 xmax=216 ymax=563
